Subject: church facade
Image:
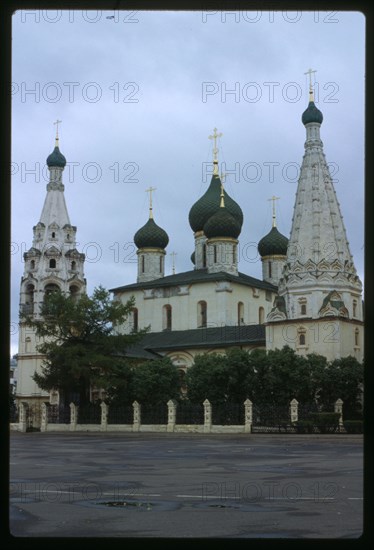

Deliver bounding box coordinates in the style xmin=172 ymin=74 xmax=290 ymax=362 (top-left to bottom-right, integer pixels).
xmin=16 ymin=80 xmax=364 ymax=409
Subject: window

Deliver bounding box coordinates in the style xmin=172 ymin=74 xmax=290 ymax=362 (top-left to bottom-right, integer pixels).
xmin=30 ymin=260 xmax=35 ymax=270
xmin=268 ymin=261 xmax=272 ymax=279
xmin=25 ymin=337 xmax=31 ymax=353
xmin=355 ymin=329 xmax=359 ymax=347
xmin=299 ymin=333 xmax=306 ymax=346
xmin=44 ymin=283 xmax=59 ymax=296
xmin=71 ymin=261 xmax=76 ymax=271
xmin=159 ymin=256 xmax=163 ymax=272
xmin=233 ymin=245 xmax=237 ymax=264
xmin=214 ymin=245 xmax=217 ymax=264
xmin=259 ymin=306 xmax=265 ymax=324
xmin=132 ymin=308 xmax=138 ymax=332
xmin=49 ymin=259 xmax=56 ymax=269
xmin=69 ymin=285 xmax=79 ymax=301
xmin=238 ymin=302 xmax=244 ymax=325
xmin=301 ymin=304 xmax=306 ymax=315
xmin=163 ymin=304 xmax=172 ymax=331
xmin=198 ymin=300 xmax=207 ymax=328
xmin=51 ymin=232 xmax=56 ymax=238
xmin=141 ymin=255 xmax=145 ymax=273
xmin=353 ymin=300 xmax=357 ymax=317
xmin=202 ymin=244 xmax=207 ymax=268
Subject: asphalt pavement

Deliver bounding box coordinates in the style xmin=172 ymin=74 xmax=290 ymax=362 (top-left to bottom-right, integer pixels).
xmin=9 ymin=431 xmax=363 ymax=539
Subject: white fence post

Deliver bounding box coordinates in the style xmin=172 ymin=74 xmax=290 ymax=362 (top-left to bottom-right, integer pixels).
xmin=244 ymin=399 xmax=253 ymax=433
xmin=203 ymin=399 xmax=212 ymax=433
xmin=40 ymin=402 xmax=48 ymax=432
xmin=334 ymin=398 xmax=344 ymax=432
xmin=290 ymin=399 xmax=299 ymax=424
xmin=18 ymin=402 xmax=28 ymax=433
xmin=100 ymin=402 xmax=108 ymax=432
xmin=132 ymin=401 xmax=141 ymax=432
xmin=167 ymin=399 xmax=177 ymax=432
xmin=69 ymin=402 xmax=77 ymax=431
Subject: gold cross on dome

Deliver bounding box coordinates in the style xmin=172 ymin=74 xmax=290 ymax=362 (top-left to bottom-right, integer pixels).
xmin=53 ymin=119 xmax=62 ymax=138
xmin=304 ymin=68 xmax=317 ymax=99
xmin=145 ymin=186 xmax=157 ymax=219
xmin=209 ymin=128 xmax=223 ymax=175
xmin=268 ymin=195 xmax=280 ymax=227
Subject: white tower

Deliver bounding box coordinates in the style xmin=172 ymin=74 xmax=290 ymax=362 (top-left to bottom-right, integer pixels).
xmin=16 ymin=123 xmax=86 ymax=414
xmin=266 ymin=71 xmax=363 ymax=361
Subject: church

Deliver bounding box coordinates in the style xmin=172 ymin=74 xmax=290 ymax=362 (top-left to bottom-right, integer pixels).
xmin=15 ymin=77 xmax=364 ymax=408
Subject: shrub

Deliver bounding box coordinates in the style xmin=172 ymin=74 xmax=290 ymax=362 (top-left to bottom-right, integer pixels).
xmin=295 ymin=420 xmax=314 ymax=434
xmin=343 ymin=420 xmax=363 ymax=434
xmin=311 ymin=412 xmax=341 ymax=433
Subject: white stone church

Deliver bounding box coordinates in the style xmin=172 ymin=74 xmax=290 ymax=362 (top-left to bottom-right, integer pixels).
xmin=16 ymin=83 xmax=364 ymax=407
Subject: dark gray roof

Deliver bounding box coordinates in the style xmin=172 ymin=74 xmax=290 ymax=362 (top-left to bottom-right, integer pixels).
xmin=110 ymin=269 xmax=277 ymax=293
xmin=126 ymin=324 xmax=265 ymax=355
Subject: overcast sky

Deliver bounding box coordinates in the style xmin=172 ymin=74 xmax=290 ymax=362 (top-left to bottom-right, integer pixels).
xmin=10 ymin=9 xmax=365 ymax=356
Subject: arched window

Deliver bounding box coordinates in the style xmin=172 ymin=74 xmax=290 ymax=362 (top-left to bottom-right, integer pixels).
xmin=159 ymin=256 xmax=163 ymax=272
xmin=44 ymin=283 xmax=59 ymax=296
xmin=132 ymin=308 xmax=138 ymax=332
xmin=301 ymin=304 xmax=306 ymax=315
xmin=51 ymin=232 xmax=56 ymax=239
xmin=198 ymin=300 xmax=207 ymax=328
xmin=69 ymin=285 xmax=80 ymax=302
xmin=24 ymin=284 xmax=35 ymax=314
xmin=299 ymin=333 xmax=306 ymax=346
xmin=49 ymin=259 xmax=56 ymax=269
xmin=238 ymin=302 xmax=244 ymax=325
xmin=71 ymin=261 xmax=76 ymax=271
xmin=141 ymin=255 xmax=145 ymax=273
xmin=25 ymin=337 xmax=31 ymax=353
xmin=214 ymin=245 xmax=217 ymax=264
xmin=233 ymin=245 xmax=237 ymax=264
xmin=268 ymin=261 xmax=272 ymax=279
xmin=353 ymin=300 xmax=357 ymax=318
xmin=354 ymin=329 xmax=359 ymax=347
xmin=30 ymin=260 xmax=35 ymax=270
xmin=163 ymin=304 xmax=172 ymax=331
xmin=259 ymin=306 xmax=265 ymax=324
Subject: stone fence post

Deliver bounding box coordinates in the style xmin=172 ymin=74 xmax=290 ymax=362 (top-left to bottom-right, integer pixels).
xmin=100 ymin=402 xmax=108 ymax=432
xmin=40 ymin=402 xmax=48 ymax=432
xmin=167 ymin=399 xmax=177 ymax=432
xmin=69 ymin=402 xmax=77 ymax=431
xmin=334 ymin=398 xmax=344 ymax=432
xmin=133 ymin=401 xmax=141 ymax=432
xmin=203 ymin=399 xmax=212 ymax=433
xmin=290 ymin=398 xmax=299 ymax=424
xmin=244 ymin=399 xmax=253 ymax=433
xmin=18 ymin=402 xmax=28 ymax=433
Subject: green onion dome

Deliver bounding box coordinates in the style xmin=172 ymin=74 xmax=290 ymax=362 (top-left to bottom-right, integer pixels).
xmin=258 ymin=226 xmax=288 ymax=257
xmin=302 ymin=101 xmax=323 ymax=125
xmin=46 ymin=143 xmax=66 ymax=168
xmin=134 ymin=218 xmax=169 ymax=249
xmin=203 ymin=206 xmax=241 ymax=240
xmin=189 ymin=174 xmax=243 ymax=233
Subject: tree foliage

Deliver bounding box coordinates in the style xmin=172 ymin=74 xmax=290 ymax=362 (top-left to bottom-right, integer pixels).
xmin=22 ymin=286 xmax=147 ymax=405
xmin=185 ymin=346 xmax=363 ymax=418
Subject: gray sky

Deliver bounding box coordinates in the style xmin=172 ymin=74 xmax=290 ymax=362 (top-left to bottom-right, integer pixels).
xmin=11 ymin=9 xmax=365 ymax=356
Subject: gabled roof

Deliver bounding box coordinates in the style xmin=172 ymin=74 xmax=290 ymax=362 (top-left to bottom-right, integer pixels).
xmin=126 ymin=324 xmax=266 ymax=354
xmin=110 ymin=269 xmax=277 ymax=293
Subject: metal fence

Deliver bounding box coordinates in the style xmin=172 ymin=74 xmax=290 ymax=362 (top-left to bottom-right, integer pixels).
xmin=176 ymin=401 xmax=204 ymax=425
xmin=47 ymin=404 xmax=71 ymax=424
xmin=212 ymin=402 xmax=244 ymax=425
xmin=77 ymin=403 xmax=101 ymax=424
xmin=252 ymin=403 xmax=293 ymax=433
xmin=141 ymin=403 xmax=168 ymax=424
xmin=107 ymin=405 xmax=133 ymax=424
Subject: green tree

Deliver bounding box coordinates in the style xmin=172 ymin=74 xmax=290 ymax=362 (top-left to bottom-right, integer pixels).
xmin=318 ymin=356 xmax=364 ymax=418
xmin=22 ymin=286 xmax=146 ymax=405
xmin=130 ymin=357 xmax=181 ymax=405
xmin=185 ymin=353 xmax=229 ymax=405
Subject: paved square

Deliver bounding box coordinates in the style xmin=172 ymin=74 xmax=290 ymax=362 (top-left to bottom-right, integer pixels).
xmin=9 ymin=432 xmax=363 ymax=538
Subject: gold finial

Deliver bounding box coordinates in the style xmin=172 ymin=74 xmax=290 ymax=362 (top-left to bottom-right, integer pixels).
xmin=170 ymin=251 xmax=177 ymax=274
xmin=304 ymin=68 xmax=317 ymax=102
xmin=145 ymin=186 xmax=157 ymax=219
xmin=53 ymin=119 xmax=62 ymax=146
xmin=268 ymin=195 xmax=280 ymax=228
xmin=208 ymin=127 xmax=223 ymax=176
